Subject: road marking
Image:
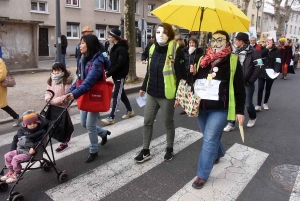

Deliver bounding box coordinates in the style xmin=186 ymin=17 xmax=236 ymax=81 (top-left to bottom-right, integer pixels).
xmin=167 ymin=143 xmax=269 ymax=201
xmin=46 ymin=127 xmax=203 ymax=201
xmin=0 ymin=109 xmax=114 ymax=147
xmin=289 ymin=169 xmax=300 ymax=201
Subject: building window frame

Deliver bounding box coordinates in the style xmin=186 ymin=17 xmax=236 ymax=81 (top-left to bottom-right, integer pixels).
xmin=258 ymin=16 xmax=261 ymax=27
xmin=108 ymin=0 xmax=120 ymax=12
xmin=290 ymin=25 xmax=293 ymax=34
xmin=148 ymin=4 xmax=155 ymax=16
xmin=251 ymin=14 xmax=255 ymax=26
xmin=135 ymin=1 xmax=139 ymax=14
xmin=95 ymin=25 xmax=106 ymax=40
xmin=67 ymin=23 xmax=80 ymax=39
xmin=31 ymin=1 xmax=48 ymax=13
xmin=66 ymin=0 xmax=79 ymax=7
xmin=252 ymin=0 xmax=256 ymax=9
xmin=95 ymin=0 xmax=105 ymax=10
xmin=295 ymin=26 xmax=297 ymax=35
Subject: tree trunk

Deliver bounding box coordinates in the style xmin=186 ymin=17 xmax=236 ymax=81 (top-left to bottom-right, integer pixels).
xmin=199 ymin=32 xmax=207 ymax=51
xmin=242 ymin=0 xmax=251 ymax=15
xmin=274 ymin=0 xmax=294 ymax=39
xmin=124 ymin=0 xmax=138 ymax=82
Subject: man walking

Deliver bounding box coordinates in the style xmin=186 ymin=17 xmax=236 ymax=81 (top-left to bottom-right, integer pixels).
xmin=54 ymin=34 xmax=68 ymax=67
xmin=101 ymin=28 xmax=134 ymax=125
xmin=224 ymin=33 xmax=261 ymax=131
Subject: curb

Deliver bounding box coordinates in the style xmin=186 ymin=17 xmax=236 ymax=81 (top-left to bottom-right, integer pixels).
xmin=10 ymin=68 xmax=52 ymax=75
xmin=0 ymin=85 xmax=141 ymax=125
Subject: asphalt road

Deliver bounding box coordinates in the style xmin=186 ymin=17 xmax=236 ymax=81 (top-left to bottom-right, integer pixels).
xmin=0 ymin=70 xmax=300 ymax=201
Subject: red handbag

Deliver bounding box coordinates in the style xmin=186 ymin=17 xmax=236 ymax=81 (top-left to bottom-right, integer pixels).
xmin=76 ymin=61 xmax=114 ymax=112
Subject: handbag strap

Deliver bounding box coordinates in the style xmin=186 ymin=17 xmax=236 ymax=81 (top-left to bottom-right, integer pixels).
xmin=87 ymin=59 xmax=106 ymax=81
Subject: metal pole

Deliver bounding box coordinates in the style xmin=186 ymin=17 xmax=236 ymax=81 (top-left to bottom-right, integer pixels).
xmin=256 ymin=8 xmax=259 ymax=34
xmin=142 ymin=0 xmax=145 ymax=51
xmin=56 ymin=0 xmax=62 ymax=63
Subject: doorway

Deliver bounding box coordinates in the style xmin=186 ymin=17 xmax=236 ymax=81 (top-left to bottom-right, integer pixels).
xmin=39 ymin=28 xmax=49 ymax=56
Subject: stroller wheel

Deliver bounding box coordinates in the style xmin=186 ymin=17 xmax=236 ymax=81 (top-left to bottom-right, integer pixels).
xmin=12 ymin=194 xmax=24 ymax=201
xmin=11 ymin=191 xmax=20 ymax=196
xmin=58 ymin=171 xmax=68 ymax=183
xmin=0 ymin=182 xmax=8 ymax=192
xmin=41 ymin=161 xmax=51 ymax=172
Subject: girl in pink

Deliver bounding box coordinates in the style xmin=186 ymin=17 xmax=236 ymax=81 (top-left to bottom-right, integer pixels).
xmin=45 ymin=62 xmax=74 ymax=152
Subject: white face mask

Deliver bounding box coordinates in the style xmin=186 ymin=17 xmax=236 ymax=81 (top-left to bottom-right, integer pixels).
xmin=210 ymin=33 xmax=227 ymax=53
xmin=250 ymin=43 xmax=255 ymax=46
xmin=188 ymin=47 xmax=196 ymax=54
xmin=156 ymin=27 xmax=169 ymax=45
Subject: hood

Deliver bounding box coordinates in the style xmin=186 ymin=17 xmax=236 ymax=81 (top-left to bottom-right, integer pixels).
xmin=116 ymin=39 xmax=129 ymax=50
xmin=66 ymin=71 xmax=74 ymax=85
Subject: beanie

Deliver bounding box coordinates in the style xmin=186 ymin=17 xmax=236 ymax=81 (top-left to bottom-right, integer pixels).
xmin=22 ymin=110 xmax=40 ymax=127
xmin=108 ymin=28 xmax=121 ymax=40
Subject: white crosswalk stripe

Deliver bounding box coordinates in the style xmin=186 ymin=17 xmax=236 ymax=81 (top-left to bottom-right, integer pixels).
xmin=167 ymin=143 xmax=269 ymax=201
xmin=289 ymin=169 xmax=300 ymax=201
xmin=46 ymin=127 xmax=204 ymax=201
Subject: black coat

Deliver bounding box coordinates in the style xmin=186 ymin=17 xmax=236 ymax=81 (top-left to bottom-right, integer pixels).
xmin=195 ymin=54 xmax=245 ymax=115
xmin=106 ymin=40 xmax=129 ymax=79
xmin=183 ymin=47 xmax=203 ymax=84
xmin=141 ymin=42 xmax=186 ymax=98
xmin=259 ymin=48 xmax=281 ymax=79
xmin=239 ymin=48 xmax=261 ymax=83
xmin=61 ymin=35 xmax=68 ymax=55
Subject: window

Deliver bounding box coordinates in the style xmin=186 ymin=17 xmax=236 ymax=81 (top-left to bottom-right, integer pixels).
xmin=286 ymin=24 xmax=288 ymax=33
xmin=296 ymin=15 xmax=298 ymax=23
xmin=251 ymin=14 xmax=255 ymax=26
xmin=135 ymin=1 xmax=139 ymax=14
xmin=258 ymin=16 xmax=261 ymax=27
xmin=31 ymin=1 xmax=47 ymax=12
xmin=96 ymin=26 xmax=106 ymax=39
xmin=148 ymin=4 xmax=155 ymax=16
xmin=66 ymin=0 xmax=79 ymax=7
xmin=290 ymin=25 xmax=293 ymax=34
xmin=291 ymin=14 xmax=294 ymax=22
xmin=271 ymin=16 xmax=273 ymax=22
xmin=252 ymin=0 xmax=256 ymax=9
xmin=295 ymin=26 xmax=297 ymax=34
xmin=95 ymin=0 xmax=105 ymax=9
xmin=298 ymin=27 xmax=300 ymax=35
xmin=108 ymin=0 xmax=119 ymax=12
xmin=67 ymin=23 xmax=80 ymax=38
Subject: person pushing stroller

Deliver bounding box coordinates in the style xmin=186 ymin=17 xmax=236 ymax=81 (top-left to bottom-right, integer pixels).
xmin=1 ymin=110 xmax=47 ymax=183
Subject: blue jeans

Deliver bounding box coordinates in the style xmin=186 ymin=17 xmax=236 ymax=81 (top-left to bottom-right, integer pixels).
xmin=197 ymin=110 xmax=228 ymax=180
xmin=54 ymin=54 xmax=66 ymax=67
xmin=228 ymin=83 xmax=256 ymax=126
xmin=80 ymin=111 xmax=108 ymax=153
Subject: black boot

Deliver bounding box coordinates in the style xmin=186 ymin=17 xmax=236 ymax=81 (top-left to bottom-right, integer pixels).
xmin=101 ymin=131 xmax=111 ymax=146
xmin=86 ymin=152 xmax=98 ymax=163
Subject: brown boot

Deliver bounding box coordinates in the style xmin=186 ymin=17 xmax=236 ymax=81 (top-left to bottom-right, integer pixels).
xmin=284 ymin=73 xmax=287 ymax=80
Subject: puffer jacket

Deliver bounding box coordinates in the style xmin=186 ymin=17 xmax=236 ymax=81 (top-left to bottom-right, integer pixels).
xmin=67 ymin=52 xmax=107 ymax=99
xmin=17 ymin=116 xmax=48 ymax=156
xmin=259 ymin=47 xmax=281 ymax=79
xmin=238 ymin=47 xmax=261 ymax=83
xmin=141 ymin=42 xmax=186 ymax=98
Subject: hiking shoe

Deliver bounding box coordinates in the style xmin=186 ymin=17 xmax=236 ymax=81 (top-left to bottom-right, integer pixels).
xmin=5 ymin=172 xmax=20 ymax=184
xmin=134 ymin=149 xmax=151 ymax=163
xmin=247 ymin=118 xmax=257 ymax=127
xmin=122 ymin=111 xmax=135 ymax=119
xmin=263 ymin=103 xmax=269 ymax=110
xmin=101 ymin=117 xmax=115 ymax=125
xmin=13 ymin=116 xmax=21 ymax=127
xmin=223 ymin=124 xmax=235 ymax=132
xmin=0 ymin=171 xmax=13 ymax=182
xmin=55 ymin=144 xmax=68 ymax=152
xmin=192 ymin=177 xmax=207 ymax=189
xmin=164 ymin=147 xmax=173 ymax=161
xmin=255 ymin=106 xmax=262 ymax=111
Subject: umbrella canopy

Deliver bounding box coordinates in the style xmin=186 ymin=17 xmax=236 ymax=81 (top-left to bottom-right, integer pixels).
xmin=151 ymin=0 xmax=250 ymax=33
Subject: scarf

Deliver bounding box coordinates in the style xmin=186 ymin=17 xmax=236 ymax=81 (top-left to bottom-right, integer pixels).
xmin=235 ymin=44 xmax=251 ymax=54
xmin=235 ymin=44 xmax=252 ymax=66
xmin=200 ymin=46 xmax=231 ymax=68
xmin=51 ymin=72 xmax=64 ymax=85
xmin=188 ymin=47 xmax=196 ymax=54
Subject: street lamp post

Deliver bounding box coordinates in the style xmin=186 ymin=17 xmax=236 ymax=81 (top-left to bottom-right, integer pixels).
xmin=256 ymin=0 xmax=262 ymax=33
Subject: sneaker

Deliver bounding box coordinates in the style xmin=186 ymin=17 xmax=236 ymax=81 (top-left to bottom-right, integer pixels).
xmin=255 ymin=106 xmax=262 ymax=111
xmin=247 ymin=118 xmax=257 ymax=127
xmin=223 ymin=124 xmax=235 ymax=132
xmin=101 ymin=117 xmax=115 ymax=125
xmin=134 ymin=149 xmax=151 ymax=163
xmin=192 ymin=177 xmax=207 ymax=189
xmin=5 ymin=172 xmax=19 ymax=184
xmin=13 ymin=116 xmax=21 ymax=127
xmin=263 ymin=103 xmax=269 ymax=110
xmin=164 ymin=147 xmax=173 ymax=161
xmin=122 ymin=111 xmax=135 ymax=119
xmin=55 ymin=144 xmax=68 ymax=152
xmin=0 ymin=171 xmax=13 ymax=182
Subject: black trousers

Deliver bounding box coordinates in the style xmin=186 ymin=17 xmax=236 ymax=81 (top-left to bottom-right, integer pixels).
xmin=257 ymin=78 xmax=274 ymax=106
xmin=1 ymin=105 xmax=18 ymax=119
xmin=110 ymin=78 xmax=132 ymax=119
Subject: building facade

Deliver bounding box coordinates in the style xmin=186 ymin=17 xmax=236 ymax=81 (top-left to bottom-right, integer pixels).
xmin=0 ymin=0 xmax=163 ymax=69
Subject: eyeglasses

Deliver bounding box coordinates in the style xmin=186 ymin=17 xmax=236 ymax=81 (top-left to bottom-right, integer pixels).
xmin=211 ymin=37 xmax=226 ymax=44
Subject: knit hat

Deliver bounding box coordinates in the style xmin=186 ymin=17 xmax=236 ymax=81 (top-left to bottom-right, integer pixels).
xmin=108 ymin=28 xmax=121 ymax=40
xmin=235 ymin=32 xmax=249 ymax=43
xmin=22 ymin=110 xmax=40 ymax=127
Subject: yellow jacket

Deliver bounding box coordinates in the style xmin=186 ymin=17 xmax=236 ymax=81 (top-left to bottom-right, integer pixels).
xmin=0 ymin=58 xmax=8 ymax=108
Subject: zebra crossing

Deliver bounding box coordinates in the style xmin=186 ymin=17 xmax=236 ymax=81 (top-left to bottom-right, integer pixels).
xmin=0 ymin=111 xmax=299 ymax=201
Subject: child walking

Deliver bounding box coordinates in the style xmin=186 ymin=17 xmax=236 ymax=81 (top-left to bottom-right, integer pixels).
xmin=45 ymin=62 xmax=74 ymax=152
xmin=1 ymin=111 xmax=47 ymax=184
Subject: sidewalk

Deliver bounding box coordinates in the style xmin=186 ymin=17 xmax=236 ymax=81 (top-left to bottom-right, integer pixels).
xmin=0 ymin=58 xmax=147 ymax=125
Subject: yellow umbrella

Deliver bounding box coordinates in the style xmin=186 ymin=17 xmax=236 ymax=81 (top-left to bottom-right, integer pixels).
xmin=151 ymin=0 xmax=250 ymax=33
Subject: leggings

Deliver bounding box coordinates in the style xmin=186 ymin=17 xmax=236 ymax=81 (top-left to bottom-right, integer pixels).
xmin=1 ymin=105 xmax=18 ymax=119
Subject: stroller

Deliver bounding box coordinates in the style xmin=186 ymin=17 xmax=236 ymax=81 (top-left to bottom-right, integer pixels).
xmin=0 ymin=90 xmax=74 ymax=201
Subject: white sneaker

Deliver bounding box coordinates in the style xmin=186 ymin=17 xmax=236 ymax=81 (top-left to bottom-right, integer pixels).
xmin=13 ymin=116 xmax=21 ymax=127
xmin=255 ymin=106 xmax=262 ymax=111
xmin=101 ymin=117 xmax=115 ymax=125
xmin=263 ymin=104 xmax=269 ymax=110
xmin=223 ymin=124 xmax=235 ymax=132
xmin=122 ymin=111 xmax=135 ymax=119
xmin=247 ymin=118 xmax=257 ymax=127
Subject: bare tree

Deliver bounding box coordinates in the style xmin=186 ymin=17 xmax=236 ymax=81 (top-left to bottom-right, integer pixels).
xmin=242 ymin=0 xmax=251 ymax=15
xmin=274 ymin=0 xmax=295 ymax=38
xmin=124 ymin=0 xmax=138 ymax=82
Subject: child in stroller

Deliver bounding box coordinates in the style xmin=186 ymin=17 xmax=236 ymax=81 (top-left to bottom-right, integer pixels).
xmin=1 ymin=110 xmax=47 ymax=184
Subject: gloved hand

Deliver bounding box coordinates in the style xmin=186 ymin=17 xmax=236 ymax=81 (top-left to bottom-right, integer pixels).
xmin=254 ymin=59 xmax=263 ymax=66
xmin=102 ymin=52 xmax=108 ymax=58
